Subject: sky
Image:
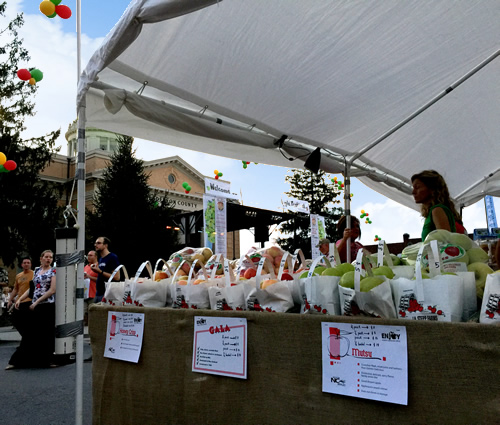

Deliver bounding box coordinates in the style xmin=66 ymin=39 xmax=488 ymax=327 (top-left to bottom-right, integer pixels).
xmin=2 ymin=0 xmax=499 ymax=255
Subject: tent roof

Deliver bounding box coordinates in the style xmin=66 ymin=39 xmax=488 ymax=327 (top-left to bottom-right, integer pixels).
xmin=78 ymin=0 xmax=500 ymax=211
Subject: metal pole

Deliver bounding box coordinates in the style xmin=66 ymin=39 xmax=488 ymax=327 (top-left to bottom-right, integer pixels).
xmin=75 ymin=2 xmax=84 ymax=425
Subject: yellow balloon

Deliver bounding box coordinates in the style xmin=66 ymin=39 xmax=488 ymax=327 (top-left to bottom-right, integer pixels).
xmin=361 ymin=209 xmax=365 ymax=214
xmin=0 ymin=152 xmax=6 ymax=165
xmin=214 ymin=169 xmax=219 ymax=174
xmin=39 ymin=0 xmax=55 ymax=16
xmin=29 ymin=78 xmax=36 ymax=85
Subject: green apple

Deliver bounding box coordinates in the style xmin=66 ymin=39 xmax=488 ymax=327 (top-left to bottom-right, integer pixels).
xmin=467 ymin=247 xmax=489 ymax=264
xmin=314 ymin=266 xmax=327 ymax=276
xmin=335 ymin=263 xmax=355 ymax=275
xmin=339 ymin=271 xmax=363 ymax=289
xmin=322 ymin=267 xmax=343 ymax=277
xmin=359 ymin=276 xmax=385 ymax=292
xmin=467 ymin=262 xmax=494 ymax=298
xmin=448 ymin=233 xmax=473 ymax=251
xmin=372 ymin=266 xmax=395 ymax=279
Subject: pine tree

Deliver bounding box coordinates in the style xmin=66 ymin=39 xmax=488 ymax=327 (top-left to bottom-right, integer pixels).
xmin=87 ymin=135 xmax=179 ymax=272
xmin=276 ymin=169 xmax=343 ymax=257
xmin=0 ymin=2 xmax=62 ymax=267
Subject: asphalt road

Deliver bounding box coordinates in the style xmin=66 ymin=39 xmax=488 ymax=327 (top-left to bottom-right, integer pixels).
xmin=0 ymin=327 xmax=93 ymax=425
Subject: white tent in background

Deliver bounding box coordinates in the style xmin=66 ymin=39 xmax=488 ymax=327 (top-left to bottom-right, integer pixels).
xmin=77 ymin=0 xmax=500 ymax=210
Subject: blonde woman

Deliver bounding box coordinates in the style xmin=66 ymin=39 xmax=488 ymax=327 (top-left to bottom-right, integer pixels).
xmin=6 ymin=250 xmax=56 ymax=369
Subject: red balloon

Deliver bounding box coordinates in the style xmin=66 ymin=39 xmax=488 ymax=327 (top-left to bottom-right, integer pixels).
xmin=17 ymin=69 xmax=31 ymax=81
xmin=55 ymin=4 xmax=72 ymax=19
xmin=4 ymin=160 xmax=17 ymax=171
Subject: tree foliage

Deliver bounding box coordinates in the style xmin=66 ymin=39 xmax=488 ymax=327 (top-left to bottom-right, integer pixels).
xmin=276 ymin=169 xmax=343 ymax=257
xmin=0 ymin=2 xmax=62 ymax=267
xmin=86 ymin=135 xmax=179 ymax=272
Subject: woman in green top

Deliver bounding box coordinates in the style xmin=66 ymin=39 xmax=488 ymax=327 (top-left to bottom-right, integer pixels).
xmin=411 ymin=170 xmax=466 ymax=241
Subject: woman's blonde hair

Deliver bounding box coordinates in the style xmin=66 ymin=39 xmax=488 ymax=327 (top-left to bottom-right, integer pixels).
xmin=411 ymin=170 xmax=462 ymax=222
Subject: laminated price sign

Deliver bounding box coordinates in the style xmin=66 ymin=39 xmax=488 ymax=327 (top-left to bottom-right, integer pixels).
xmin=321 ymin=322 xmax=408 ymax=405
xmin=104 ymin=311 xmax=145 ymax=363
xmin=192 ymin=316 xmax=247 ymax=379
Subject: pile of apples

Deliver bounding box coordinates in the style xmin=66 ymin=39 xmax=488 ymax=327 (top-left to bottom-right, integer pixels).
xmin=157 ymin=246 xmax=214 ymax=282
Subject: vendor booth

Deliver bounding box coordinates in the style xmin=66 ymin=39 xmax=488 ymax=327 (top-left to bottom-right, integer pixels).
xmin=76 ymin=2 xmax=500 ymax=424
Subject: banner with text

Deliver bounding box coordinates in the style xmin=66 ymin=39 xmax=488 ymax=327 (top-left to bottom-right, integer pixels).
xmin=310 ymin=214 xmax=326 ymax=258
xmin=282 ymin=198 xmax=310 ymax=214
xmin=205 ymin=178 xmax=238 ymax=200
xmin=203 ymin=195 xmax=227 ymax=257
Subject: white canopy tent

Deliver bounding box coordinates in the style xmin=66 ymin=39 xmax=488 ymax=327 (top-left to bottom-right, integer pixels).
xmin=77 ymin=0 xmax=500 ymax=210
xmin=74 ymin=3 xmax=500 ymax=423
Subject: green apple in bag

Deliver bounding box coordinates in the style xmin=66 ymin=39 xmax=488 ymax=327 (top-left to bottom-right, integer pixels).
xmin=359 ymin=276 xmax=385 ymax=292
xmin=372 ymin=266 xmax=395 ymax=279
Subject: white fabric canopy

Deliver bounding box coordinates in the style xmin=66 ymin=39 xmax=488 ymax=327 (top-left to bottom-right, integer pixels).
xmin=77 ymin=0 xmax=500 ymax=210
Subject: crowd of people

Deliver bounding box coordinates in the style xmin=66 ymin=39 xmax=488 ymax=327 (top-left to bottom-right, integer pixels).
xmin=3 ymin=236 xmax=120 ymax=370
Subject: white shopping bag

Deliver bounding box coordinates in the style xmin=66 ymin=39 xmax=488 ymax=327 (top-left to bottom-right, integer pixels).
xmin=339 ymin=250 xmax=396 ymax=318
xmin=102 ymin=265 xmax=130 ymax=306
xmin=245 ymin=257 xmax=294 ymax=313
xmin=208 ymin=258 xmax=248 ymax=311
xmin=129 ymin=261 xmax=169 ymax=307
xmin=154 ymin=258 xmax=174 ymax=307
xmin=480 ymin=273 xmax=500 ymax=324
xmin=172 ymin=259 xmax=210 ymax=310
xmin=391 ymin=241 xmax=464 ymax=322
xmin=300 ymin=255 xmax=340 ymax=315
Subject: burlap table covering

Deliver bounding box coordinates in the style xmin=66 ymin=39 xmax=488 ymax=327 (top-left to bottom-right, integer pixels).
xmin=89 ymin=305 xmax=500 ymax=425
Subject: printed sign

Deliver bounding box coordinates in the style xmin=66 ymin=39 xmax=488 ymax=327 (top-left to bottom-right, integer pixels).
xmin=322 ymin=322 xmax=408 ymax=405
xmin=203 ymin=195 xmax=227 ymax=256
xmin=282 ymin=198 xmax=310 ymax=214
xmin=192 ymin=316 xmax=247 ymax=379
xmin=205 ymin=177 xmax=238 ymax=199
xmin=104 ymin=311 xmax=145 ymax=363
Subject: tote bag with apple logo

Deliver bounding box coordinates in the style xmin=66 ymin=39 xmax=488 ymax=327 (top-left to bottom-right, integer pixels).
xmin=338 ymin=250 xmax=396 ymax=318
xmin=244 ymin=257 xmax=294 ymax=313
xmin=153 ymin=258 xmax=174 ymax=307
xmin=102 ymin=265 xmax=130 ymax=306
xmin=208 ymin=258 xmax=248 ymax=311
xmin=480 ymin=272 xmax=500 ymax=324
xmin=390 ymin=240 xmax=464 ymax=322
xmin=172 ymin=259 xmax=210 ymax=310
xmin=300 ymin=254 xmax=341 ymax=315
xmin=129 ymin=260 xmax=169 ymax=308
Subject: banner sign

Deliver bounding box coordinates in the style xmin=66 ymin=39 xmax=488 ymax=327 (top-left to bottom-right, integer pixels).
xmin=310 ymin=214 xmax=326 ymax=258
xmin=203 ymin=195 xmax=227 ymax=256
xmin=205 ymin=178 xmax=238 ymax=200
xmin=282 ymin=198 xmax=310 ymax=214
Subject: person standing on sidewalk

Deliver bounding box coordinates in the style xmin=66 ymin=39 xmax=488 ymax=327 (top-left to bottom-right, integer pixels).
xmin=7 ymin=257 xmax=34 ymax=338
xmin=92 ymin=237 xmax=120 ymax=303
xmin=6 ymin=250 xmax=57 ymax=369
xmin=83 ymin=250 xmax=98 ymax=325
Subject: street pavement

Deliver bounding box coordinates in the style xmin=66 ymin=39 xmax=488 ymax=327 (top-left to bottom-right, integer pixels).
xmin=0 ymin=324 xmax=93 ymax=425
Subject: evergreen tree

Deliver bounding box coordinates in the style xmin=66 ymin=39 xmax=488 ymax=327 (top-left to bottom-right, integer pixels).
xmin=0 ymin=2 xmax=62 ymax=267
xmin=276 ymin=169 xmax=343 ymax=257
xmin=87 ymin=135 xmax=179 ymax=272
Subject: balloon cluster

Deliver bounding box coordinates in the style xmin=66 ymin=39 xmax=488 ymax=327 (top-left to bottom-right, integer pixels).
xmin=39 ymin=0 xmax=72 ymax=19
xmin=360 ymin=210 xmax=372 ymax=224
xmin=330 ymin=176 xmax=353 ymax=204
xmin=214 ymin=169 xmax=223 ymax=180
xmin=242 ymin=161 xmax=251 ymax=169
xmin=17 ymin=68 xmax=43 ymax=86
xmin=374 ymin=235 xmax=381 ymax=242
xmin=0 ymin=152 xmax=17 ymax=174
xmin=182 ymin=182 xmax=191 ymax=194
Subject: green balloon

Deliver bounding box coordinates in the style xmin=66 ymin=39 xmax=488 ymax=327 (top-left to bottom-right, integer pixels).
xmin=50 ymin=0 xmax=62 ymax=4
xmin=0 ymin=165 xmax=7 ymax=173
xmin=30 ymin=69 xmax=43 ymax=82
xmin=48 ymin=12 xmax=57 ymax=18
xmin=187 ymin=186 xmax=191 ymax=191
xmin=182 ymin=182 xmax=188 ymax=189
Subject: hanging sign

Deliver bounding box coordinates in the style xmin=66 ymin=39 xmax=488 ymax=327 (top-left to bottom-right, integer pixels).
xmin=192 ymin=316 xmax=247 ymax=379
xmin=203 ymin=195 xmax=227 ymax=256
xmin=311 ymin=214 xmax=324 ymax=258
xmin=321 ymin=322 xmax=408 ymax=405
xmin=282 ymin=198 xmax=310 ymax=214
xmin=104 ymin=311 xmax=145 ymax=363
xmin=205 ymin=177 xmax=238 ymax=200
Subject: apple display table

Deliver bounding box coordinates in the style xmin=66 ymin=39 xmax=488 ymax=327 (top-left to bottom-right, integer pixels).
xmin=89 ymin=305 xmax=499 ymax=425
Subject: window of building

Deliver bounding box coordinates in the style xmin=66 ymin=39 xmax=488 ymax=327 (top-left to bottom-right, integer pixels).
xmin=168 ymin=174 xmax=176 ymax=184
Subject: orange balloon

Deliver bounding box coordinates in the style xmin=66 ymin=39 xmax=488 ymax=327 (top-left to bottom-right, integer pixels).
xmin=39 ymin=0 xmax=55 ymax=16
xmin=0 ymin=152 xmax=6 ymax=165
xmin=29 ymin=78 xmax=36 ymax=85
